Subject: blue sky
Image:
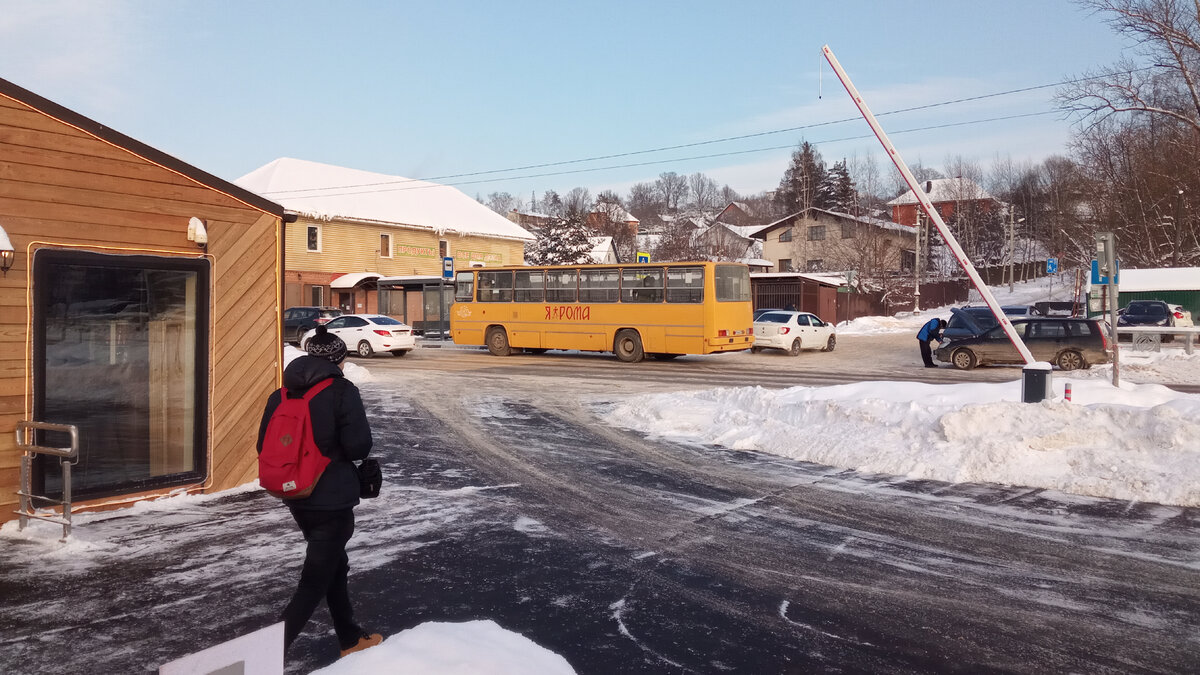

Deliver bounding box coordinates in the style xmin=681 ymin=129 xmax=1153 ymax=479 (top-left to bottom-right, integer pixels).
xmin=2 ymin=1 xmax=1135 ymax=203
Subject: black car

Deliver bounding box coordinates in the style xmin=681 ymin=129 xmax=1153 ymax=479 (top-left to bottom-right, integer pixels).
xmin=283 ymin=306 xmax=343 ymax=344
xmin=1117 ymin=300 xmax=1177 ymax=328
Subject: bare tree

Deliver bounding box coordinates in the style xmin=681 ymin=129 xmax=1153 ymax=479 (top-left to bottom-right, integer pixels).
xmin=687 ymin=172 xmax=721 ymax=211
xmin=563 ymin=187 xmax=593 ymax=219
xmin=655 ymin=172 xmax=690 ymax=211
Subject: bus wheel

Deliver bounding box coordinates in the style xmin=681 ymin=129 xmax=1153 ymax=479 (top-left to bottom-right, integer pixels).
xmin=614 ymin=329 xmax=644 ymax=363
xmin=486 ymin=327 xmax=511 ymax=356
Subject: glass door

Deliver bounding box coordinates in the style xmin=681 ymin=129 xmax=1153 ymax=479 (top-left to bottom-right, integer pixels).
xmin=33 ymin=251 xmax=209 ymax=499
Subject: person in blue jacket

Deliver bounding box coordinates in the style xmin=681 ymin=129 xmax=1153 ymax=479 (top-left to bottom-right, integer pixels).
xmin=917 ymin=317 xmax=947 ymax=367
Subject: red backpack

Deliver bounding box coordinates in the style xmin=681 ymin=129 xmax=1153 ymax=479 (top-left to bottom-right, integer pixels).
xmin=259 ymin=378 xmax=334 ymax=499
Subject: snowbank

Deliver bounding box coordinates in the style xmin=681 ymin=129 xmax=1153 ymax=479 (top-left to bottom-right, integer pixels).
xmin=605 ymin=379 xmax=1200 ymax=506
xmin=314 ymin=620 xmax=576 ymax=675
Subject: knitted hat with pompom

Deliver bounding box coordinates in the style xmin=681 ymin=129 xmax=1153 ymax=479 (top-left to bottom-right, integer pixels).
xmin=306 ymin=325 xmax=347 ymax=364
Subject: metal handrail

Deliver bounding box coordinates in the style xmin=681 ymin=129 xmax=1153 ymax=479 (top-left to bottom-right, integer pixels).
xmin=15 ymin=420 xmax=80 ymax=541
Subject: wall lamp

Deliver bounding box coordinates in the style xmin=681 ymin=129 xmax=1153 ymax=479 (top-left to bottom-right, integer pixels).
xmin=187 ymin=217 xmax=208 ymax=248
xmin=0 ymin=222 xmax=14 ymax=276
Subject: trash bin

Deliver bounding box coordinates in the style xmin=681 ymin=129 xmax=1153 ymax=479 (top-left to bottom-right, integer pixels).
xmin=1022 ymin=362 xmax=1053 ymax=403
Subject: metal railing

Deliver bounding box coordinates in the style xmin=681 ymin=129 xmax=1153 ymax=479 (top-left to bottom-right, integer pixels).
xmin=15 ymin=421 xmax=80 ymax=541
xmin=1117 ymin=326 xmax=1200 ymax=355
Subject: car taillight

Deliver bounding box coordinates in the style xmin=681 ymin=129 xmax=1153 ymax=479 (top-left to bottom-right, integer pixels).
xmin=780 ymin=327 xmax=790 ymax=335
xmin=1175 ymin=311 xmax=1184 ymax=319
xmin=316 ymin=317 xmax=331 ymax=324
xmin=1100 ymin=324 xmax=1109 ymax=350
xmin=373 ymin=330 xmax=390 ymax=336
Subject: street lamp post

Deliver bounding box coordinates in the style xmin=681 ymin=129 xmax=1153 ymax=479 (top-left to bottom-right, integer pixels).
xmin=913 ymin=210 xmax=923 ymax=312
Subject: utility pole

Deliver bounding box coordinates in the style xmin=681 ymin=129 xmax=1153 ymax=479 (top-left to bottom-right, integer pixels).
xmin=1174 ymin=188 xmax=1184 ymax=267
xmin=913 ymin=210 xmax=922 ymax=312
xmin=1008 ymin=209 xmax=1016 ymax=292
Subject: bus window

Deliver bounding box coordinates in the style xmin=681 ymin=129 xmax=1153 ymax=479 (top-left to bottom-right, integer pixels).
xmin=454 ymin=271 xmax=475 ymax=302
xmin=716 ymin=264 xmax=751 ymax=302
xmin=621 ymin=268 xmax=663 ymax=303
xmin=477 ymin=270 xmax=513 ymax=302
xmin=580 ymin=268 xmax=620 ymax=303
xmin=666 ymin=266 xmax=704 ymax=303
xmin=546 ymin=269 xmax=578 ymax=302
xmin=515 ymin=270 xmax=545 ymax=302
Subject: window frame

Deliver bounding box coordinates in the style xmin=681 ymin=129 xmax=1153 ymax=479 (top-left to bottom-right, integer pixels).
xmin=306 ymin=224 xmax=322 ymax=252
xmin=379 ymin=232 xmax=392 ymax=258
xmin=808 ymin=225 xmax=826 ymax=241
xmin=778 ymin=227 xmax=793 ymax=243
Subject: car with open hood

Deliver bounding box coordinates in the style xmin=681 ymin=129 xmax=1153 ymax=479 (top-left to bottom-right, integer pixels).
xmin=935 ymin=316 xmax=1110 ymax=370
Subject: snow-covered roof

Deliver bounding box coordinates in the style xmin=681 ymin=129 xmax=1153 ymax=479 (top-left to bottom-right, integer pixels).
xmin=236 ymin=158 xmax=535 ymax=241
xmin=592 ymin=205 xmax=639 ymax=224
xmin=749 ymin=208 xmax=911 ymax=238
xmin=330 ymin=272 xmax=383 ymax=289
xmin=750 ymin=271 xmax=844 ymax=286
xmin=1116 ymin=267 xmax=1200 ymax=293
xmin=887 ymin=177 xmax=993 ymax=206
xmin=743 ymin=258 xmax=773 ymax=267
xmin=587 ymin=236 xmax=618 ymax=264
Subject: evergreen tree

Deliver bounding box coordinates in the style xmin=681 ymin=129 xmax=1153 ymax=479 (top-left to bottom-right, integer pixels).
xmin=822 ymin=160 xmax=855 ymax=213
xmin=775 ymin=141 xmax=828 ymax=214
xmin=525 ymin=214 xmax=594 ymax=265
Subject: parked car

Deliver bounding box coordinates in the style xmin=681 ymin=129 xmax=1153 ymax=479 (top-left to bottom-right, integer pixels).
xmin=935 ymin=317 xmax=1110 ymax=371
xmin=753 ymin=307 xmax=784 ymax=321
xmin=1117 ymin=300 xmax=1177 ymax=328
xmin=284 ymin=306 xmax=342 ymax=344
xmin=752 ymin=311 xmax=836 ymax=355
xmin=300 ymin=314 xmax=415 ymax=357
xmin=940 ymin=304 xmax=1044 ymax=340
xmin=1170 ymin=304 xmax=1194 ymax=327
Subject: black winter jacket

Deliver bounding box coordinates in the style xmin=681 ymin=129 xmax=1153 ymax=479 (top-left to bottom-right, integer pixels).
xmin=256 ymin=356 xmax=373 ymax=510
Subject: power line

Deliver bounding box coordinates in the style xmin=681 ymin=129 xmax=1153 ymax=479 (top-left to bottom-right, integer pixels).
xmin=265 ymin=69 xmax=1149 ymax=198
xmin=283 ymin=110 xmax=1057 ymax=199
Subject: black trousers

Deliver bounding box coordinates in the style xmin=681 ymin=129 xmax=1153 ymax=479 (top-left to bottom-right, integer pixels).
xmin=283 ymin=507 xmax=362 ymax=651
xmin=919 ymin=339 xmax=935 ymax=366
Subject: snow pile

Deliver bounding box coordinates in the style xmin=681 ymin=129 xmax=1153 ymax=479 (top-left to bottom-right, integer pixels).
xmin=314 ymin=620 xmax=576 ymax=675
xmin=605 ymin=379 xmax=1200 ymax=506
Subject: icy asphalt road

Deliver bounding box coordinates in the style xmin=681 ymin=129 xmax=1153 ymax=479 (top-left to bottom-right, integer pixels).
xmin=0 ymin=340 xmax=1197 ymax=674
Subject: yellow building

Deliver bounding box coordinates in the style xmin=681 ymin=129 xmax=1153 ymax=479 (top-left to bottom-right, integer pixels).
xmin=236 ymin=158 xmax=534 ymax=315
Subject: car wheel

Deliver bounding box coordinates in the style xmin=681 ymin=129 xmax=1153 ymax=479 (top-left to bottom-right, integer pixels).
xmin=613 ymin=329 xmax=645 ymax=363
xmin=1056 ymin=350 xmax=1085 ymax=371
xmin=357 ymin=340 xmax=374 ymax=358
xmin=486 ymin=327 xmax=511 ymax=356
xmin=788 ymin=338 xmax=802 ymax=356
xmin=650 ymin=353 xmax=679 ymax=360
xmin=750 ymin=346 xmax=761 ymax=354
xmin=390 ymin=349 xmax=409 ymax=357
xmin=951 ymin=347 xmax=977 ymax=370
xmin=822 ymin=335 xmax=836 ymax=352
xmin=294 ymin=327 xmax=306 ymax=345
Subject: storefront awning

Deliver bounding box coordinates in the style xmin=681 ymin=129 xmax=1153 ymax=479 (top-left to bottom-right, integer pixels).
xmin=330 ymin=272 xmax=382 ymax=289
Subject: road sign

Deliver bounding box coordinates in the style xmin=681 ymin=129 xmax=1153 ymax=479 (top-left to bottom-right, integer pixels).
xmin=442 ymin=256 xmax=454 ymax=279
xmin=636 ymin=252 xmax=650 ymax=263
xmin=1090 ymin=258 xmax=1119 ymax=285
xmin=1046 ymin=257 xmax=1058 ymax=274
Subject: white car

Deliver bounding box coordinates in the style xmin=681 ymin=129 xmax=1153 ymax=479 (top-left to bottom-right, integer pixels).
xmin=1170 ymin=304 xmax=1194 ymax=327
xmin=301 ymin=314 xmax=415 ymax=357
xmin=752 ymin=310 xmax=836 ymax=355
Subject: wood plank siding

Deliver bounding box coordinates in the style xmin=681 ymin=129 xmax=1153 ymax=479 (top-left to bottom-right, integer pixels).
xmin=0 ymin=82 xmax=283 ymax=521
xmin=289 ymin=216 xmax=525 ymax=277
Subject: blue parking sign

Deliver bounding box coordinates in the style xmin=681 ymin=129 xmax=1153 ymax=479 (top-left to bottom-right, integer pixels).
xmin=1046 ymin=257 xmax=1058 ymax=274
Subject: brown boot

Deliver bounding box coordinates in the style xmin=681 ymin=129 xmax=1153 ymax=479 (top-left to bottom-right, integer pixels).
xmin=340 ymin=632 xmax=383 ymax=658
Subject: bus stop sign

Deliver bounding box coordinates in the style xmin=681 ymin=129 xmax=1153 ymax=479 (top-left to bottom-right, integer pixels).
xmin=1046 ymin=257 xmax=1057 ymax=274
xmin=442 ymin=256 xmax=454 ymax=279
xmin=636 ymin=252 xmax=650 ymax=263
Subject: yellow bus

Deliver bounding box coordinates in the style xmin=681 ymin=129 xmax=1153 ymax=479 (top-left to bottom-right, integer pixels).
xmin=449 ymin=262 xmax=754 ymax=362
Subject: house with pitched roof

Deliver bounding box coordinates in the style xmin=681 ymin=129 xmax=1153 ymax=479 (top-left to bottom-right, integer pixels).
xmin=887 ymin=177 xmax=997 ymax=227
xmin=236 ymin=158 xmax=534 ymax=316
xmin=750 ymin=208 xmax=915 ymax=274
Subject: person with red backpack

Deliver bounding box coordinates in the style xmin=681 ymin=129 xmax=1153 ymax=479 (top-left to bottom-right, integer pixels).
xmin=256 ymin=325 xmax=382 ymax=659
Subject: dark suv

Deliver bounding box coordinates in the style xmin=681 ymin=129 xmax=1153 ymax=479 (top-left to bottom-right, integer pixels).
xmin=936 ymin=317 xmax=1110 ymax=370
xmin=283 ymin=306 xmax=342 ymax=344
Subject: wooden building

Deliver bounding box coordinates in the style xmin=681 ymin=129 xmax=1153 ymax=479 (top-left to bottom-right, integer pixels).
xmin=0 ymin=77 xmax=286 ymax=523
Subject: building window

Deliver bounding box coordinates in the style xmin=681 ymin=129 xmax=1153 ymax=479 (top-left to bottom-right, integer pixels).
xmin=306 ymin=225 xmax=321 ymax=252
xmin=841 ymin=222 xmax=855 ymax=239
xmin=439 ymin=240 xmax=449 ymax=259
xmin=779 ymin=228 xmax=793 ymax=243
xmin=806 ymin=259 xmax=824 ymax=272
xmin=778 ymin=258 xmax=793 ymax=272
xmin=808 ymin=225 xmax=826 ymax=241
xmin=900 ymin=250 xmax=916 ymax=272
xmin=380 ymin=233 xmax=392 ymax=258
